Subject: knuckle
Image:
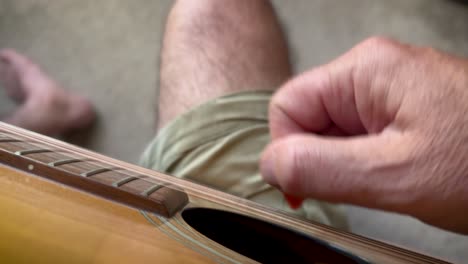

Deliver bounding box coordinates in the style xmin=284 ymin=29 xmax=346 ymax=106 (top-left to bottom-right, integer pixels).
xmin=353 ymin=36 xmax=411 ymax=75
xmin=420 ymin=46 xmax=438 ymax=55
xmin=357 ymin=36 xmax=407 ymax=60
xmin=415 ymin=46 xmax=444 ymax=60
xmin=360 ymin=36 xmax=398 ymax=50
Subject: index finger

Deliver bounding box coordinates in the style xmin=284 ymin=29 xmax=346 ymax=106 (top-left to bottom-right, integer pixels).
xmin=269 ymin=57 xmax=365 ymax=139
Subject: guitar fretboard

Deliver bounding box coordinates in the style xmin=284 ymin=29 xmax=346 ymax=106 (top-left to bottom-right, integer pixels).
xmin=0 ymin=131 xmax=188 ymax=218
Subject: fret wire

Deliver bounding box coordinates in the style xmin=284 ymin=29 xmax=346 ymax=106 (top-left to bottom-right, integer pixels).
xmin=80 ymin=167 xmax=121 ymax=178
xmin=48 ymin=158 xmax=88 ymax=167
xmin=102 ymin=171 xmax=165 ymax=190
xmin=15 ymin=149 xmax=55 ymax=156
xmin=111 ymin=176 xmax=139 ymax=187
xmin=118 ymin=173 xmax=164 ymax=189
xmin=0 ymin=138 xmax=24 ymax=143
xmin=141 ymin=184 xmax=164 ymax=197
xmin=109 ymin=172 xmax=164 ymax=190
xmin=69 ymin=160 xmax=107 ymax=170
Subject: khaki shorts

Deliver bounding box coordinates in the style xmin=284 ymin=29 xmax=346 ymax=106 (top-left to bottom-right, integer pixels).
xmin=140 ymin=91 xmax=347 ymax=229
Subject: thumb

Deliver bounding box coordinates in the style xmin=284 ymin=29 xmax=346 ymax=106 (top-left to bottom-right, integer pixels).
xmin=260 ymin=131 xmax=415 ymax=211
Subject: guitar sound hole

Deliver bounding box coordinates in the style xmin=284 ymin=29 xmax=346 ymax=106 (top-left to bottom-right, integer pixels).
xmin=182 ymin=208 xmax=369 ymax=264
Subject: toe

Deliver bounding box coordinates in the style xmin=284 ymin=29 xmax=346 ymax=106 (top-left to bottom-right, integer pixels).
xmin=0 ymin=49 xmax=31 ymax=102
xmin=1 ymin=49 xmax=28 ymax=65
xmin=0 ymin=49 xmax=41 ymax=76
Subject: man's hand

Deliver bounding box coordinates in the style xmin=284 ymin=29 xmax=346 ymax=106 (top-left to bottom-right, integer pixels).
xmin=260 ymin=37 xmax=468 ymax=234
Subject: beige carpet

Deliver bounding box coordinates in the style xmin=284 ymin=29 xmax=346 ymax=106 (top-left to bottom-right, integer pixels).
xmin=1 ymin=0 xmax=467 ymax=262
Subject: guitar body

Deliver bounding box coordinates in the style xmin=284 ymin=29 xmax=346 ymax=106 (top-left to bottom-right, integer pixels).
xmin=0 ymin=123 xmax=450 ymax=264
xmin=0 ymin=165 xmax=215 ymax=263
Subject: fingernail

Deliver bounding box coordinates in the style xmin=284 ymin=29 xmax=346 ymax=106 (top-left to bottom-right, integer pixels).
xmin=260 ymin=153 xmax=278 ymax=187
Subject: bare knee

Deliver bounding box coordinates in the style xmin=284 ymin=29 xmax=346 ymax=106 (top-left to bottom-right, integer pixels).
xmin=158 ymin=0 xmax=290 ymax=128
xmin=168 ymin=0 xmax=276 ymax=36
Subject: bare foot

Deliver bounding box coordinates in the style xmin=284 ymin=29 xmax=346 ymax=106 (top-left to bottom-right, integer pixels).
xmin=0 ymin=49 xmax=95 ymax=136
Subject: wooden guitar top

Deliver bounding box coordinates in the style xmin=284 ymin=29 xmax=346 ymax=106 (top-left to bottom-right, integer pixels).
xmin=0 ymin=165 xmax=214 ymax=263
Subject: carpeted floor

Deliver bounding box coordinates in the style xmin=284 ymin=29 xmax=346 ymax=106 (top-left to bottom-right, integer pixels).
xmin=1 ymin=0 xmax=467 ymax=262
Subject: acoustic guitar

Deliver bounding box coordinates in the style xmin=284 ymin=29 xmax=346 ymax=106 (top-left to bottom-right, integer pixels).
xmin=0 ymin=122 xmax=450 ymax=263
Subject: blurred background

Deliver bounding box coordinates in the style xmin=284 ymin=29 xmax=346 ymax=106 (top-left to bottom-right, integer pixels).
xmin=0 ymin=0 xmax=467 ymax=262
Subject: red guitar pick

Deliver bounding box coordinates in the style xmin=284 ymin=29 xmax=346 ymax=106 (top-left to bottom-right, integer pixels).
xmin=284 ymin=194 xmax=304 ymax=209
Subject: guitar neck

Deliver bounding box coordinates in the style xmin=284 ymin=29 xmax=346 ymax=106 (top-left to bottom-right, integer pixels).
xmin=0 ymin=123 xmax=190 ymax=217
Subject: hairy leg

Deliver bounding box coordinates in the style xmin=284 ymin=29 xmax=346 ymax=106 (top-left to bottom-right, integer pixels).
xmin=158 ymin=0 xmax=291 ymax=128
xmin=0 ymin=49 xmax=95 ymax=136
